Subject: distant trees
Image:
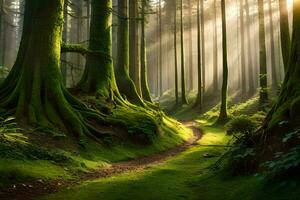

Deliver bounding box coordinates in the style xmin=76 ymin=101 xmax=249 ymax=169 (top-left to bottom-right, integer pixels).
xmin=212 ymin=0 xmax=218 ymax=92
xmin=195 ymin=0 xmax=202 ymax=108
xmin=173 ymin=0 xmax=179 ymax=104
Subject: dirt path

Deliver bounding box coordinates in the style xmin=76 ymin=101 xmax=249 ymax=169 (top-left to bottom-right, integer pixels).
xmin=0 ymin=121 xmax=201 ymax=200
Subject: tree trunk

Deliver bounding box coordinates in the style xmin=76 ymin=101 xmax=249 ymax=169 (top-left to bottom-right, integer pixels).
xmin=174 ymin=1 xmax=179 ymax=105
xmin=218 ymin=0 xmax=228 ymax=123
xmin=140 ymin=0 xmax=152 ymax=103
xmin=116 ymin=0 xmax=144 ymax=105
xmin=188 ymin=0 xmax=193 ymax=90
xmin=279 ymin=0 xmax=290 ymax=72
xmin=212 ymin=0 xmax=218 ymax=92
xmin=0 ymin=0 xmax=108 ymax=140
xmin=258 ymin=0 xmax=268 ymax=105
xmin=159 ymin=0 xmax=163 ymax=96
xmin=268 ymin=0 xmax=278 ymax=89
xmin=61 ymin=1 xmax=68 ymax=86
xmin=180 ymin=0 xmax=188 ymax=104
xmin=129 ymin=0 xmax=141 ymax=95
xmin=76 ymin=0 xmax=122 ymax=104
xmin=245 ymin=0 xmax=255 ymax=95
xmin=195 ymin=0 xmax=202 ymax=108
xmin=200 ymin=0 xmax=205 ymax=93
xmin=240 ymin=0 xmax=247 ymax=95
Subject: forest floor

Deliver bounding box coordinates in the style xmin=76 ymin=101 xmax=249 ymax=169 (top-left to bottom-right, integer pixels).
xmin=2 ymin=95 xmax=300 ymax=200
xmin=0 ymin=121 xmax=201 ymax=200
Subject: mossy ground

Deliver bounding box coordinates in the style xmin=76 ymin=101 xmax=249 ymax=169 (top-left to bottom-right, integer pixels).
xmin=0 ymin=105 xmax=192 ymax=187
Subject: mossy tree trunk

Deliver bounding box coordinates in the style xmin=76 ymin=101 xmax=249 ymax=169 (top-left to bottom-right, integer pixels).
xmin=76 ymin=0 xmax=122 ymax=104
xmin=129 ymin=0 xmax=141 ymax=95
xmin=258 ymin=0 xmax=268 ymax=105
xmin=116 ymin=0 xmax=144 ymax=106
xmin=0 ymin=0 xmax=107 ymax=141
xmin=217 ymin=0 xmax=228 ymax=123
xmin=140 ymin=0 xmax=153 ymax=103
xmin=263 ymin=0 xmax=300 ymax=133
xmin=279 ymin=0 xmax=290 ymax=72
xmin=180 ymin=0 xmax=188 ymax=105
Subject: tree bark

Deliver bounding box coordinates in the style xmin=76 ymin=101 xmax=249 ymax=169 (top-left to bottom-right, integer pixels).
xmin=0 ymin=0 xmax=108 ymax=140
xmin=195 ymin=0 xmax=202 ymax=108
xmin=180 ymin=0 xmax=188 ymax=104
xmin=218 ymin=0 xmax=229 ymax=123
xmin=173 ymin=1 xmax=179 ymax=105
xmin=129 ymin=0 xmax=141 ymax=95
xmin=140 ymin=0 xmax=152 ymax=103
xmin=212 ymin=0 xmax=218 ymax=92
xmin=116 ymin=0 xmax=144 ymax=106
xmin=279 ymin=0 xmax=290 ymax=72
xmin=268 ymin=0 xmax=278 ymax=89
xmin=258 ymin=0 xmax=268 ymax=105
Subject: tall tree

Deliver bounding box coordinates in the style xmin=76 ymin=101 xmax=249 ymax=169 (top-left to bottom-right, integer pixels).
xmin=129 ymin=0 xmax=141 ymax=94
xmin=0 ymin=0 xmax=107 ymax=139
xmin=240 ymin=0 xmax=247 ymax=95
xmin=180 ymin=0 xmax=188 ymax=104
xmin=116 ymin=0 xmax=144 ymax=105
xmin=187 ymin=0 xmax=193 ymax=90
xmin=159 ymin=0 xmax=163 ymax=96
xmin=173 ymin=0 xmax=179 ymax=104
xmin=140 ymin=0 xmax=152 ymax=102
xmin=62 ymin=1 xmax=68 ymax=86
xmin=195 ymin=0 xmax=202 ymax=108
xmin=245 ymin=0 xmax=255 ymax=95
xmin=279 ymin=0 xmax=290 ymax=72
xmin=212 ymin=0 xmax=218 ymax=91
xmin=267 ymin=0 xmax=278 ymax=88
xmin=200 ymin=0 xmax=205 ymax=93
xmin=258 ymin=0 xmax=268 ymax=105
xmin=218 ymin=0 xmax=229 ymax=122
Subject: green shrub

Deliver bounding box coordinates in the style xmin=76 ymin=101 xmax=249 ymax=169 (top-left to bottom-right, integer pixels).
xmin=226 ymin=115 xmax=258 ymax=136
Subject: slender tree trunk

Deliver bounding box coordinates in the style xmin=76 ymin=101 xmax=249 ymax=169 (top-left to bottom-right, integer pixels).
xmin=62 ymin=1 xmax=68 ymax=86
xmin=213 ymin=0 xmax=218 ymax=91
xmin=268 ymin=0 xmax=278 ymax=89
xmin=279 ymin=0 xmax=290 ymax=72
xmin=218 ymin=0 xmax=229 ymax=122
xmin=159 ymin=0 xmax=163 ymax=96
xmin=188 ymin=0 xmax=193 ymax=90
xmin=174 ymin=1 xmax=179 ymax=105
xmin=200 ymin=0 xmax=205 ymax=93
xmin=195 ymin=0 xmax=202 ymax=108
xmin=240 ymin=0 xmax=247 ymax=95
xmin=0 ymin=0 xmax=3 ymax=67
xmin=116 ymin=0 xmax=144 ymax=105
xmin=258 ymin=0 xmax=268 ymax=105
xmin=129 ymin=0 xmax=141 ymax=95
xmin=140 ymin=0 xmax=152 ymax=102
xmin=180 ymin=0 xmax=188 ymax=104
xmin=245 ymin=0 xmax=255 ymax=95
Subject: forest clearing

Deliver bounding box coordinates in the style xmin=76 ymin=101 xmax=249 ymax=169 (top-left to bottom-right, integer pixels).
xmin=0 ymin=0 xmax=300 ymax=199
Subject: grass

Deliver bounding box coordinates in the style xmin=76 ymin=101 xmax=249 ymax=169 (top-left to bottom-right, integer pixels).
xmin=0 ymin=114 xmax=192 ymax=187
xmin=41 ymin=120 xmax=300 ymax=200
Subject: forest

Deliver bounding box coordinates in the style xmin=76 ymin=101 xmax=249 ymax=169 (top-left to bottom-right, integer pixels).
xmin=0 ymin=0 xmax=299 ymax=199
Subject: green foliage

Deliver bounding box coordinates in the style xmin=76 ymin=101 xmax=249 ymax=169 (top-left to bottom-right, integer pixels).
xmin=226 ymin=115 xmax=258 ymax=136
xmin=261 ymin=129 xmax=300 ymax=177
